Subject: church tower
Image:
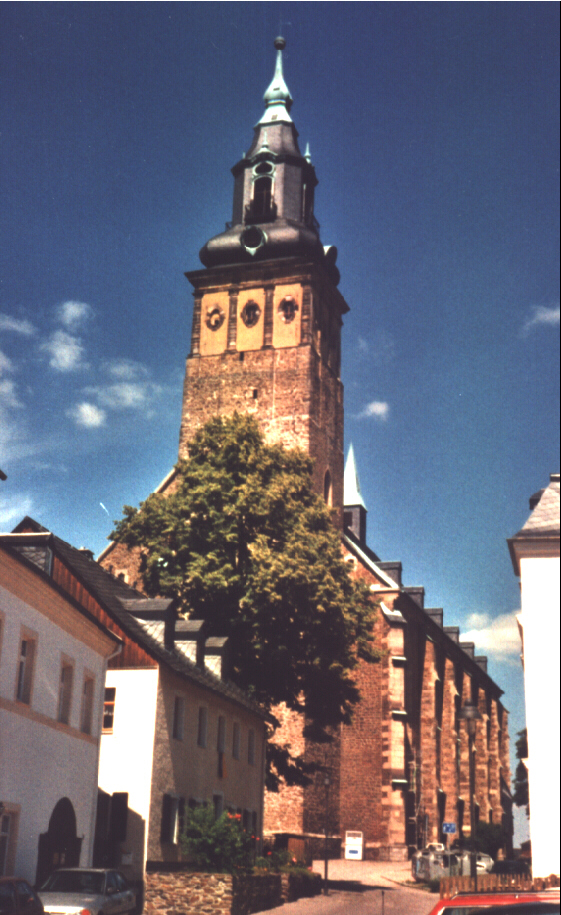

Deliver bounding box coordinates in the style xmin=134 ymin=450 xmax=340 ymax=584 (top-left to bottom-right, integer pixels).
xmin=179 ymin=38 xmax=348 ymax=522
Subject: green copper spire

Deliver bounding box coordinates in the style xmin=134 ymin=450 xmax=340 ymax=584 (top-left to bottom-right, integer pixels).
xmin=259 ymin=36 xmax=293 ymax=125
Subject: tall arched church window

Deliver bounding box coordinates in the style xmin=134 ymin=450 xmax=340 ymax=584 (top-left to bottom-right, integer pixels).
xmin=324 ymin=469 xmax=332 ymax=506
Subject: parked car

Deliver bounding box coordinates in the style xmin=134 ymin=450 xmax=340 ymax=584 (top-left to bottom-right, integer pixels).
xmin=428 ymin=891 xmax=560 ymax=915
xmin=38 ymin=869 xmax=135 ymax=915
xmin=0 ymin=879 xmax=44 ymax=915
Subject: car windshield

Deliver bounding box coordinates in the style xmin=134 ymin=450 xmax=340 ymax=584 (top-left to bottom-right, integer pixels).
xmin=40 ymin=872 xmax=105 ymax=894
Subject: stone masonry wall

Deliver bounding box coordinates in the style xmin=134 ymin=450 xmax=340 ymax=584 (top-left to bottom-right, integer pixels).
xmin=143 ymin=871 xmax=283 ymax=915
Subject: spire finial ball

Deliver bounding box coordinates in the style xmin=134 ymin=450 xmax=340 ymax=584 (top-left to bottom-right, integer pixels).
xmin=274 ymin=37 xmax=286 ymax=50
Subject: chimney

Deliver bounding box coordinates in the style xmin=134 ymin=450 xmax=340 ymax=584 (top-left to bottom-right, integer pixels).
xmin=460 ymin=641 xmax=475 ymax=660
xmin=205 ymin=637 xmax=230 ymax=680
xmin=445 ymin=626 xmax=460 ymax=644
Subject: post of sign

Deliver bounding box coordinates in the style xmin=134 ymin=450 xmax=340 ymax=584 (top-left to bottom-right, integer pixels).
xmin=443 ymin=823 xmax=456 ymax=875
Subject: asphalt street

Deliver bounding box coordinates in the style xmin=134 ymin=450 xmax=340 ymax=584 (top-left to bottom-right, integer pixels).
xmin=257 ymin=860 xmax=437 ymax=915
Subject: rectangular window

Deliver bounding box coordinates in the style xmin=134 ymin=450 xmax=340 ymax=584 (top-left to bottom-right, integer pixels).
xmin=0 ymin=815 xmax=11 ymax=877
xmin=58 ymin=661 xmax=74 ymax=724
xmin=16 ymin=636 xmax=36 ymax=704
xmin=232 ymin=722 xmax=241 ymax=760
xmin=81 ymin=676 xmax=95 ymax=734
xmin=197 ymin=707 xmax=208 ymax=748
xmin=161 ymin=794 xmax=185 ymax=844
xmin=103 ymin=687 xmax=116 ymax=733
xmin=173 ymin=696 xmax=185 ymax=740
xmin=217 ymin=715 xmax=226 ymax=753
xmin=248 ymin=728 xmax=256 ymax=766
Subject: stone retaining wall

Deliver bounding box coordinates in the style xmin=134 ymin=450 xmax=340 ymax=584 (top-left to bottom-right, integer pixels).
xmin=144 ymin=870 xmax=286 ymax=915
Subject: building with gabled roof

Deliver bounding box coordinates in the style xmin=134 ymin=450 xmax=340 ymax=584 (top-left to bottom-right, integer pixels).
xmin=508 ymin=473 xmax=560 ymax=877
xmin=98 ymin=37 xmax=512 ymax=861
xmin=0 ymin=535 xmax=119 ymax=884
xmin=1 ymin=518 xmax=267 ymax=891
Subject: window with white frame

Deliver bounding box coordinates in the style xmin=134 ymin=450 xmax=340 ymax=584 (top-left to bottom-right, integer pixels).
xmin=102 ymin=686 xmax=116 ymax=733
xmin=197 ymin=707 xmax=208 ymax=748
xmin=173 ymin=696 xmax=185 ymax=740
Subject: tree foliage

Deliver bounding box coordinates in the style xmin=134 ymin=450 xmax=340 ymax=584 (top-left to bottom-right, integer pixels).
xmin=111 ymin=414 xmax=379 ymax=787
xmin=474 ymin=821 xmax=505 ymax=859
xmin=180 ymin=806 xmax=253 ymax=873
xmin=512 ymin=728 xmax=529 ymax=817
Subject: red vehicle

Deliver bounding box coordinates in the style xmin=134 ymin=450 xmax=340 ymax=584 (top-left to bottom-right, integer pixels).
xmin=428 ymin=890 xmax=560 ymax=915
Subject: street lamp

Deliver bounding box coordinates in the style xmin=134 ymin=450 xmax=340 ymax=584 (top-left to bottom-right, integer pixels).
xmin=323 ymin=775 xmax=330 ymax=896
xmin=458 ymin=702 xmax=483 ymax=886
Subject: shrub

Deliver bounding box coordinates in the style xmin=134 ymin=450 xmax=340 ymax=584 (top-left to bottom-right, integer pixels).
xmin=180 ymin=806 xmax=253 ymax=874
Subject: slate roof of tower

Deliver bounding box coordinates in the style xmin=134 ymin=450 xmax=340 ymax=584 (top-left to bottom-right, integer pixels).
xmin=512 ymin=473 xmax=560 ymax=539
xmin=1 ymin=516 xmax=266 ymax=717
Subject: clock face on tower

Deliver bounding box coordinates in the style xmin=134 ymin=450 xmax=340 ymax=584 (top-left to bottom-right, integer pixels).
xmin=241 ymin=300 xmax=261 ymax=327
xmin=278 ymin=295 xmax=297 ymax=323
xmin=206 ymin=304 xmax=225 ymax=330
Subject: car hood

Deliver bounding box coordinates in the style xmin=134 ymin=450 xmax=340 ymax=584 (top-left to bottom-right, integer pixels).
xmin=39 ymin=892 xmax=101 ymax=910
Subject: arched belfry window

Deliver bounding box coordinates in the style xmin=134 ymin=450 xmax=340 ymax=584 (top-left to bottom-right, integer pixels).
xmin=253 ymin=177 xmax=272 ymax=220
xmin=324 ymin=469 xmax=332 ymax=506
xmin=245 ymin=161 xmax=277 ymax=224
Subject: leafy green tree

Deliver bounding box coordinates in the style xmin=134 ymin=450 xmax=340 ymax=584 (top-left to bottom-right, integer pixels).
xmin=512 ymin=728 xmax=529 ymax=817
xmin=474 ymin=821 xmax=505 ymax=859
xmin=181 ymin=806 xmax=253 ymax=873
xmin=111 ymin=414 xmax=378 ymax=788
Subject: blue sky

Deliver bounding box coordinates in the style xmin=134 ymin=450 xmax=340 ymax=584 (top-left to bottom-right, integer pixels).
xmin=1 ymin=3 xmax=559 ymax=842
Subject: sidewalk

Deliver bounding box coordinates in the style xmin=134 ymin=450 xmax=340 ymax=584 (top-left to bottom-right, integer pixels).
xmin=310 ymin=857 xmax=415 ymax=888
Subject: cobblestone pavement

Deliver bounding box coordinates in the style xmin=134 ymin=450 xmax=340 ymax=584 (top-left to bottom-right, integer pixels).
xmin=256 ymin=859 xmax=437 ymax=915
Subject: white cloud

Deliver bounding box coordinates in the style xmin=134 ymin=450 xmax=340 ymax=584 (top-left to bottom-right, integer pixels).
xmin=0 ymin=314 xmax=36 ymax=335
xmin=522 ymin=303 xmax=560 ymax=335
xmin=357 ymin=400 xmax=390 ymax=420
xmin=67 ymin=402 xmax=107 ymax=428
xmin=104 ymin=359 xmax=149 ymax=381
xmin=0 ymin=350 xmax=15 ymax=376
xmin=0 ymin=493 xmax=34 ymax=528
xmin=0 ymin=378 xmax=23 ymax=410
xmin=57 ymin=300 xmax=93 ymax=331
xmin=41 ymin=330 xmax=87 ymax=371
xmin=462 ymin=611 xmax=521 ymax=663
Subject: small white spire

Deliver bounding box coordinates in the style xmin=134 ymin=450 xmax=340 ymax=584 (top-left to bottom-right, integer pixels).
xmin=304 ymin=142 xmax=312 ymax=163
xmin=344 ymin=444 xmax=367 ymax=509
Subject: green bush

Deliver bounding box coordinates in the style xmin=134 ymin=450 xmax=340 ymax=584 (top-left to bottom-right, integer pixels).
xmin=180 ymin=806 xmax=253 ymax=874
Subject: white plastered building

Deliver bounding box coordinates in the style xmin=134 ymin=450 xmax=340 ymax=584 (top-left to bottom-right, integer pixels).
xmin=508 ymin=472 xmax=560 ymax=878
xmin=0 ymin=540 xmax=119 ymax=884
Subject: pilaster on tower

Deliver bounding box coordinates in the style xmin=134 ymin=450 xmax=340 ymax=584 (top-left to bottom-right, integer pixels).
xmin=179 ymin=38 xmax=349 ymax=525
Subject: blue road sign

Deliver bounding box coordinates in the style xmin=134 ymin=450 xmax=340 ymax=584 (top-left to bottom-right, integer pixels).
xmin=442 ymin=822 xmax=456 ymax=835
